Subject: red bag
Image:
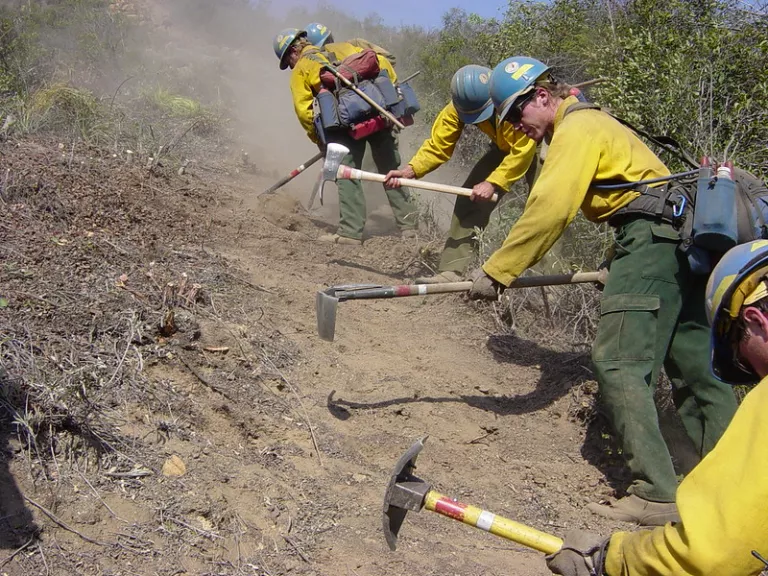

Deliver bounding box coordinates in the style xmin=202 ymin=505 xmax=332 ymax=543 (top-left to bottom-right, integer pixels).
xmin=320 ymin=49 xmax=380 ymax=89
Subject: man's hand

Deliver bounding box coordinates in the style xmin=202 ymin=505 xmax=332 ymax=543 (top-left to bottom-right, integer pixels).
xmin=384 ymin=165 xmax=416 ymax=189
xmin=470 ymin=181 xmax=497 ymax=202
xmin=468 ymin=268 xmax=503 ymax=301
xmin=545 ymin=531 xmax=608 ymax=576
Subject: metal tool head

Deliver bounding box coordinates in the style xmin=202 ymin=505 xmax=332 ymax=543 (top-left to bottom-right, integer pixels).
xmin=383 ymin=437 xmax=430 ymax=551
xmin=316 ymin=143 xmax=349 ymax=206
xmin=316 ymin=283 xmax=383 ymax=342
xmin=322 ymin=143 xmax=349 ymax=184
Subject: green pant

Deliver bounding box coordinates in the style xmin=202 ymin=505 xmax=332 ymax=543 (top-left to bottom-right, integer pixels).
xmin=592 ymin=217 xmax=737 ymax=502
xmin=438 ymin=145 xmax=540 ymax=274
xmin=331 ymin=130 xmax=417 ymax=240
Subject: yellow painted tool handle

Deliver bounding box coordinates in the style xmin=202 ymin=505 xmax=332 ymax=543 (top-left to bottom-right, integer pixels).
xmin=424 ymin=491 xmax=563 ymax=555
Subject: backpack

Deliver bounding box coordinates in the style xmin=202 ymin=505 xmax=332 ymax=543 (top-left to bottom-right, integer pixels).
xmin=563 ymin=101 xmax=768 ymax=246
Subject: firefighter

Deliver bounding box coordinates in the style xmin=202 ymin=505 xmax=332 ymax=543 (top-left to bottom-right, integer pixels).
xmin=383 ymin=64 xmax=537 ymax=283
xmin=273 ymin=28 xmax=417 ymax=245
xmin=470 ymin=55 xmax=736 ymax=524
xmin=546 ymin=240 xmax=768 ymax=576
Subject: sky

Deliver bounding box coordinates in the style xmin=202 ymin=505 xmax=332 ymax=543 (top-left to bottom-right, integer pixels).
xmin=271 ymin=0 xmax=509 ymax=29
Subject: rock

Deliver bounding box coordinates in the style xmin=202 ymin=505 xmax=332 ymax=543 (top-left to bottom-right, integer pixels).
xmin=162 ymin=455 xmax=186 ymax=477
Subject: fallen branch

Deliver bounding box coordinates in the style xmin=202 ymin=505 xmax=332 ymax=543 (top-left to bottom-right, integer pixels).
xmin=0 ymin=536 xmax=35 ymax=568
xmin=262 ymin=356 xmax=323 ymax=467
xmin=283 ymin=535 xmax=310 ymax=563
xmin=24 ymin=496 xmax=105 ymax=546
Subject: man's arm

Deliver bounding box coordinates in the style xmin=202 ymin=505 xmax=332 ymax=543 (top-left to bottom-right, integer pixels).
xmin=484 ymin=128 xmax=536 ymax=191
xmin=482 ymin=117 xmax=600 ymax=286
xmin=604 ymin=380 xmax=768 ymax=576
xmin=408 ymin=103 xmax=464 ymax=178
xmin=289 ymin=67 xmax=317 ymax=142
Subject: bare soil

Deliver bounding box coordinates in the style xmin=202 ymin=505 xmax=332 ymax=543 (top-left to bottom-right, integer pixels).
xmin=0 ymin=136 xmax=680 ymax=576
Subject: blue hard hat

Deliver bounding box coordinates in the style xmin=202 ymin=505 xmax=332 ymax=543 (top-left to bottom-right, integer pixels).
xmin=706 ymin=239 xmax=768 ymax=384
xmin=489 ymin=56 xmax=550 ymax=122
xmin=273 ymin=28 xmax=306 ymax=70
xmin=450 ymin=65 xmax=494 ymax=125
xmin=304 ymin=22 xmax=333 ymax=47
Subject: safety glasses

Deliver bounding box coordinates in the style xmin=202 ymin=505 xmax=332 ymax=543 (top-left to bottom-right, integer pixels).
xmin=504 ymin=89 xmax=537 ymax=124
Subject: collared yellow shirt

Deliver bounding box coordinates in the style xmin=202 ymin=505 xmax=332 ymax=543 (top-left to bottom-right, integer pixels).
xmin=483 ymin=96 xmax=670 ymax=286
xmin=605 ymin=375 xmax=768 ymax=575
xmin=408 ymin=102 xmax=535 ymax=191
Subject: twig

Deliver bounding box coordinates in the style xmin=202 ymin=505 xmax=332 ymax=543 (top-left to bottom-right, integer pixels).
xmin=262 ymin=357 xmax=323 ymax=467
xmin=0 ymin=536 xmax=35 ymax=568
xmin=103 ymin=469 xmax=153 ymax=479
xmin=76 ymin=470 xmax=128 ymax=522
xmin=283 ymin=535 xmax=310 ymax=563
xmin=177 ymin=353 xmax=237 ymax=403
xmin=167 ymin=516 xmax=223 ymax=540
xmin=109 ymin=75 xmax=135 ymax=110
xmin=24 ymin=496 xmax=105 ymax=545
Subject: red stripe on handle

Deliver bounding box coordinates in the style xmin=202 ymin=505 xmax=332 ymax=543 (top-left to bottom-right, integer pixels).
xmin=434 ymin=497 xmax=467 ymax=521
xmin=340 ymin=166 xmax=354 ymax=179
xmin=289 ymin=168 xmax=300 ymax=178
xmin=394 ymin=285 xmax=412 ymax=296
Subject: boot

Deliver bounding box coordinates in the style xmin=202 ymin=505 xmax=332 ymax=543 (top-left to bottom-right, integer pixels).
xmin=414 ymin=271 xmax=463 ymax=284
xmin=318 ymin=233 xmax=362 ymax=246
xmin=586 ymin=494 xmax=680 ymax=526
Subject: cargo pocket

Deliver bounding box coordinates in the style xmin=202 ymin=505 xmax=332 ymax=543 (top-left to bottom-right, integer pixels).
xmin=592 ymin=294 xmax=660 ymax=362
xmin=641 ymin=223 xmax=682 ymax=282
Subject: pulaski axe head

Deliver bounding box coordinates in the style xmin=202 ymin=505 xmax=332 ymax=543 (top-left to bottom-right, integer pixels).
xmin=316 ymin=143 xmax=350 ymax=201
xmin=382 ymin=437 xmax=431 ymax=551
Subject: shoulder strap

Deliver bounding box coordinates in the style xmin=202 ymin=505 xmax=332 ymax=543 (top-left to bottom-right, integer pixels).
xmin=562 ymin=100 xmax=698 ymax=169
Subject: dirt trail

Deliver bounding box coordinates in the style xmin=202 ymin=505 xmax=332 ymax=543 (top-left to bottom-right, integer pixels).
xmin=0 ymin=141 xmax=639 ymax=576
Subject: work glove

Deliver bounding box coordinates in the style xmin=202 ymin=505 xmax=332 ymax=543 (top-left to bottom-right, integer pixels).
xmin=545 ymin=530 xmax=609 ymax=576
xmin=470 ymin=181 xmax=498 ymax=202
xmin=468 ymin=268 xmax=503 ymax=301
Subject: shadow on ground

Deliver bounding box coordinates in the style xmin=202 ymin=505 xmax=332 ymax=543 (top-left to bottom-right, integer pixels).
xmin=0 ymin=368 xmax=40 ymax=549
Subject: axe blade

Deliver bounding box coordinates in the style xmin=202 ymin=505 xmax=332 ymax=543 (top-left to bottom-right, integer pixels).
xmin=322 ymin=143 xmax=350 ymax=186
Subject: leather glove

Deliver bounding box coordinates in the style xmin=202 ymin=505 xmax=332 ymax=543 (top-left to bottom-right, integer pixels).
xmin=468 ymin=268 xmax=503 ymax=301
xmin=545 ymin=530 xmax=608 ymax=576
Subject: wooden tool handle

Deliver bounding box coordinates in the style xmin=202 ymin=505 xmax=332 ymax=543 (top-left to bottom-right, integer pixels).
xmin=332 ymin=71 xmax=406 ymax=130
xmin=337 ymin=166 xmax=499 ymax=202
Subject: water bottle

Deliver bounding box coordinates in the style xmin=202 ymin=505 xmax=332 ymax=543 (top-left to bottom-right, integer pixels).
xmin=692 ymin=157 xmax=739 ymax=252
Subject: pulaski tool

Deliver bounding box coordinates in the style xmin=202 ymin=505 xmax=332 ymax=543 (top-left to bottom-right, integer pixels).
xmin=383 ymin=437 xmax=563 ymax=553
xmin=315 ymin=143 xmax=499 ymax=206
xmin=316 ymin=269 xmax=608 ymax=341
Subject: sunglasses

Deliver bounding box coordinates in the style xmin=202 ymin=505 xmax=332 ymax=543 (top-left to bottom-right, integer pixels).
xmin=505 ymin=90 xmax=537 ymax=124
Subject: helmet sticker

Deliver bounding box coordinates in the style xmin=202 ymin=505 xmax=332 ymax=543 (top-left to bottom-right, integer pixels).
xmin=479 ymin=73 xmax=489 ymax=84
xmin=511 ymin=63 xmax=535 ymax=81
xmin=504 ymin=61 xmax=519 ymax=74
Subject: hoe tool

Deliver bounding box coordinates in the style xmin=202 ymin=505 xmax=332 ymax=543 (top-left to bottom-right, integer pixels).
xmin=316 ymin=269 xmax=608 ymax=341
xmin=262 ymin=151 xmax=324 ymax=196
xmin=318 ymin=143 xmax=499 ymax=205
xmin=383 ymin=437 xmax=563 ymax=553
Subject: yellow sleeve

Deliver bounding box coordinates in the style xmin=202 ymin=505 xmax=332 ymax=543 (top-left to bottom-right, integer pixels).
xmin=408 ymin=103 xmax=464 ymax=178
xmin=604 ymin=379 xmax=768 ymax=576
xmin=482 ymin=115 xmax=600 ymax=286
xmin=289 ymin=65 xmax=317 ymax=143
xmin=485 ymin=127 xmax=536 ymax=191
